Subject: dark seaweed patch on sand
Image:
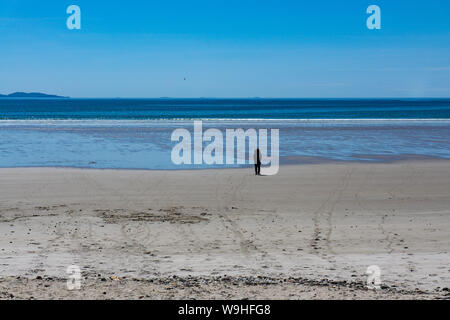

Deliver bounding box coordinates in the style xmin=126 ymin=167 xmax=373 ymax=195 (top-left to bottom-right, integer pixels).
xmin=95 ymin=206 xmax=210 ymax=224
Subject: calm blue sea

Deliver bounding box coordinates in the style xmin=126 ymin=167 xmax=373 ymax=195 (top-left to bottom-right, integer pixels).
xmin=1 ymin=98 xmax=450 ymax=120
xmin=1 ymin=98 xmax=450 ymax=169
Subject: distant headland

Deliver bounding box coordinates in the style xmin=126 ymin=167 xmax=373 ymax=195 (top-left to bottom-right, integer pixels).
xmin=0 ymin=92 xmax=69 ymax=98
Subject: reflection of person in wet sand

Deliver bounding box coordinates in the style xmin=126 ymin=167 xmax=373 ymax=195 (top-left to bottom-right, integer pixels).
xmin=254 ymin=148 xmax=261 ymax=175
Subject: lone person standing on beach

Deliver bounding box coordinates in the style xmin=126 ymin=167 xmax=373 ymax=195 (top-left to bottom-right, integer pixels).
xmin=254 ymin=148 xmax=261 ymax=175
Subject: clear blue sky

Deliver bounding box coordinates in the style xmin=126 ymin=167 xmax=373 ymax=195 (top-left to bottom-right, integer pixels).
xmin=1 ymin=0 xmax=450 ymax=98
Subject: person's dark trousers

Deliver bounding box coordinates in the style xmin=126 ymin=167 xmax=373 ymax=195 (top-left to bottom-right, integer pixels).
xmin=255 ymin=163 xmax=261 ymax=175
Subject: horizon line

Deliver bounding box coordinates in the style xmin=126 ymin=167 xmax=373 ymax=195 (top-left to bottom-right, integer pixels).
xmin=2 ymin=96 xmax=450 ymax=100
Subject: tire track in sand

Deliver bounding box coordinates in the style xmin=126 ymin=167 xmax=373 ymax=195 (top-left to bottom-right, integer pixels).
xmin=214 ymin=172 xmax=261 ymax=257
xmin=310 ymin=167 xmax=354 ymax=257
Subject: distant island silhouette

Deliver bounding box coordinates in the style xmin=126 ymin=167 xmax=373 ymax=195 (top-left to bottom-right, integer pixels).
xmin=0 ymin=92 xmax=68 ymax=98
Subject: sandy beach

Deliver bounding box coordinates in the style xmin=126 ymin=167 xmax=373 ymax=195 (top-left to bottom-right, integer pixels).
xmin=1 ymin=160 xmax=449 ymax=299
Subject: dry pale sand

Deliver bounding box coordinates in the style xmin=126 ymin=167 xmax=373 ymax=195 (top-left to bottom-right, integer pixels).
xmin=0 ymin=160 xmax=449 ymax=299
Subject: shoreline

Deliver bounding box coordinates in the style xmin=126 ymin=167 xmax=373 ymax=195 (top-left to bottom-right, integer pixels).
xmin=0 ymin=154 xmax=449 ymax=171
xmin=2 ymin=118 xmax=450 ymax=169
xmin=1 ymin=161 xmax=449 ymax=299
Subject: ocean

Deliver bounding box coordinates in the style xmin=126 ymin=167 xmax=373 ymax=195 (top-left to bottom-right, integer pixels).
xmin=1 ymin=98 xmax=450 ymax=169
xmin=1 ymin=98 xmax=450 ymax=120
